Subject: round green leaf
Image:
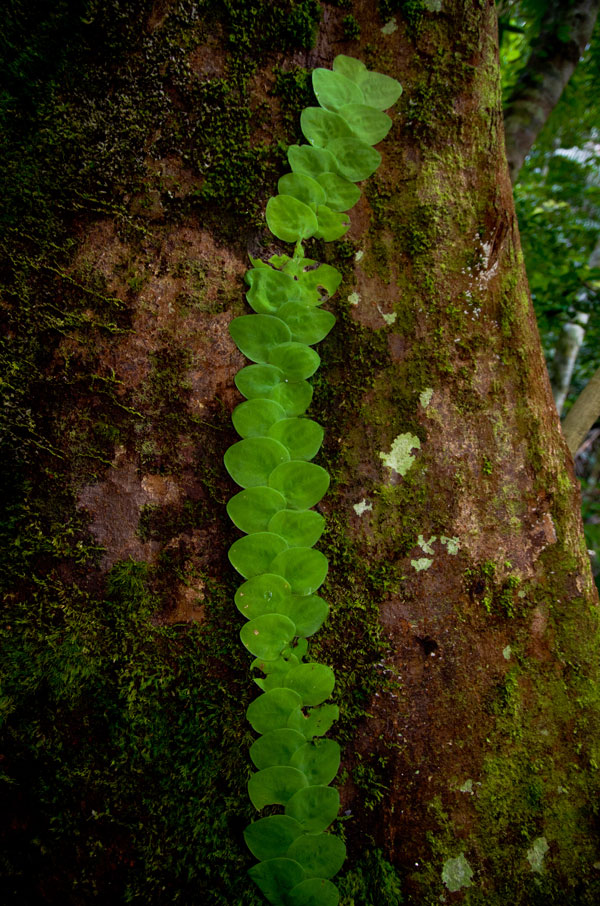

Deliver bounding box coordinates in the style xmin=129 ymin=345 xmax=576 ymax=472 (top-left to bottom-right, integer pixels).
xmin=246 ymin=688 xmax=303 ymax=735
xmin=269 ymin=461 xmax=330 ymax=509
xmin=246 ymin=267 xmax=311 ymax=315
xmin=229 ymin=532 xmax=289 ymax=579
xmin=268 ymin=418 xmax=324 ymax=461
xmin=235 ymin=363 xmax=285 ymax=399
xmin=240 ymin=612 xmax=296 ymax=659
xmin=325 ymin=138 xmax=381 ymax=182
xmin=283 ymin=662 xmax=335 ymax=706
xmin=277 ymin=303 xmax=336 ymax=346
xmin=288 ymin=144 xmax=338 ymax=179
xmin=268 ymin=510 xmax=325 ymax=548
xmin=248 ymin=858 xmax=306 ymax=906
xmin=296 ymin=263 xmax=342 ymax=301
xmin=287 ymin=878 xmax=340 ymax=906
xmin=332 ymin=54 xmax=366 ymax=82
xmin=230 ymin=314 xmax=291 ymax=363
xmin=266 ymin=195 xmax=318 ymax=243
xmin=312 ymin=68 xmax=364 ymax=111
xmin=248 ymin=765 xmax=308 ymax=809
xmin=279 ymin=594 xmax=329 ymax=638
xmin=357 ymin=70 xmax=402 ymax=111
xmin=224 ymin=436 xmax=290 ymax=488
xmin=278 ymin=172 xmax=327 ymax=207
xmin=287 ymin=833 xmax=346 ymax=880
xmin=288 ymin=704 xmax=339 ymax=740
xmin=249 ymin=728 xmax=308 ymax=770
xmin=285 ymin=785 xmax=340 ymax=833
xmin=301 ymin=108 xmax=353 ymax=148
xmin=315 ymin=173 xmax=361 ymax=212
xmin=235 ymin=573 xmax=292 ymax=619
xmin=289 ymin=740 xmax=341 ymax=786
xmin=314 ymin=205 xmax=351 ymax=242
xmin=337 ymin=103 xmax=392 ymax=145
xmin=271 ymin=548 xmax=328 ymax=596
xmin=244 ymin=815 xmax=305 ymax=861
xmin=252 ymin=650 xmax=298 ymax=675
xmin=267 ymin=380 xmax=314 ymax=417
xmin=227 ymin=486 xmax=287 ymax=533
xmin=232 ymin=398 xmax=287 ymax=437
xmin=268 ymin=343 xmax=320 ymax=381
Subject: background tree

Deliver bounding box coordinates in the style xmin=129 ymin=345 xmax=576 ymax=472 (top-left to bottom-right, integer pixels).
xmin=1 ymin=2 xmax=599 ymax=905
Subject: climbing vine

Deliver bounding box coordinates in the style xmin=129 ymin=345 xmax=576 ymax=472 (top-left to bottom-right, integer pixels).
xmin=224 ymin=56 xmax=402 ymax=906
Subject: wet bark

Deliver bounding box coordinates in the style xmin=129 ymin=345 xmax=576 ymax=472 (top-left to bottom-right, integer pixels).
xmin=2 ymin=1 xmax=600 ymax=904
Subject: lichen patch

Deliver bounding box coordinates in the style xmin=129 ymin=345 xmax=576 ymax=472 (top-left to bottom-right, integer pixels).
xmin=379 ymin=433 xmax=421 ymax=477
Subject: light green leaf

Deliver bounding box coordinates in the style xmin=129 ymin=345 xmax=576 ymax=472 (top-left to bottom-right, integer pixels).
xmin=235 ymin=363 xmax=285 ymax=399
xmin=315 ymin=172 xmax=361 ymax=212
xmin=288 ymin=144 xmax=338 ymax=179
xmin=235 ymin=573 xmax=292 ymax=620
xmin=248 ymin=765 xmax=308 ymax=809
xmin=244 ymin=815 xmax=305 ymax=861
xmin=278 ymin=172 xmax=327 ymax=207
xmin=229 ymin=532 xmax=289 ymax=579
xmin=357 ymin=70 xmax=402 ymax=110
xmin=286 ymin=833 xmax=346 ymax=879
xmin=268 ymin=510 xmax=325 ymax=548
xmin=277 ymin=303 xmax=336 ymax=345
xmin=332 ymin=54 xmax=367 ymax=82
xmin=296 ymin=263 xmax=342 ymax=300
xmin=227 ymin=486 xmax=287 ymax=533
xmin=285 ymin=785 xmax=340 ymax=833
xmin=289 ymin=740 xmax=341 ymax=787
xmin=248 ymin=858 xmax=306 ymax=905
xmin=266 ymin=195 xmax=318 ymax=243
xmin=229 ymin=314 xmax=291 ymax=364
xmin=246 ymin=267 xmax=310 ymax=314
xmin=224 ymin=436 xmax=290 ymax=488
xmin=249 ymin=728 xmax=308 ymax=770
xmin=301 ymin=108 xmax=354 ymax=148
xmin=314 ymin=205 xmax=351 ymax=241
xmin=232 ymin=398 xmax=287 ymax=437
xmin=271 ymin=547 xmax=329 ymax=596
xmin=337 ymin=103 xmax=392 ymax=144
xmin=288 ymin=704 xmax=340 ymax=739
xmin=268 ymin=417 xmax=324 ymax=461
xmin=283 ymin=662 xmax=335 ymax=706
xmin=269 ymin=461 xmax=330 ymax=509
xmin=267 ymin=380 xmax=314 ymax=417
xmin=279 ymin=594 xmax=329 ymax=638
xmin=246 ymin=688 xmax=303 ymax=735
xmin=268 ymin=342 xmax=321 ymax=381
xmin=312 ymin=68 xmax=364 ymax=111
xmin=326 ymin=138 xmax=381 ymax=182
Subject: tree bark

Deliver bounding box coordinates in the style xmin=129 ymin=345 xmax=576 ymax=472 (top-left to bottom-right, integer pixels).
xmin=503 ymin=0 xmax=600 ymax=183
xmin=2 ymin=1 xmax=600 ymax=904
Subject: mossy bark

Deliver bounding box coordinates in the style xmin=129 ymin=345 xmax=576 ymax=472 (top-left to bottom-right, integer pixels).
xmin=1 ymin=1 xmax=599 ymax=904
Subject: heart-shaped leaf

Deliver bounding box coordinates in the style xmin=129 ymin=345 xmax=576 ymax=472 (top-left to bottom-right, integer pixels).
xmin=288 ymin=144 xmax=338 ymax=179
xmin=296 ymin=263 xmax=342 ymax=300
xmin=230 ymin=314 xmax=291 ymax=363
xmin=235 ymin=573 xmax=292 ymax=619
xmin=357 ymin=69 xmax=402 ymax=110
xmin=301 ymin=108 xmax=353 ymax=148
xmin=286 ymin=833 xmax=346 ymax=880
xmin=224 ymin=436 xmax=290 ymax=488
xmin=285 ymin=785 xmax=340 ymax=833
xmin=246 ymin=688 xmax=303 ymax=735
xmin=248 ymin=858 xmax=306 ymax=905
xmin=278 ymin=172 xmax=327 ymax=207
xmin=278 ymin=594 xmax=329 ymax=638
xmin=229 ymin=532 xmax=289 ymax=579
xmin=268 ymin=417 xmax=324 ymax=461
xmin=235 ymin=363 xmax=285 ymax=399
xmin=315 ymin=172 xmax=361 ymax=212
xmin=332 ymin=54 xmax=366 ymax=82
xmin=337 ymin=103 xmax=392 ymax=145
xmin=249 ymin=728 xmax=308 ymax=770
xmin=268 ymin=342 xmax=321 ymax=381
xmin=312 ymin=68 xmax=364 ymax=111
xmin=289 ymin=740 xmax=341 ymax=786
xmin=269 ymin=461 xmax=330 ymax=510
xmin=314 ymin=205 xmax=351 ymax=242
xmin=232 ymin=398 xmax=287 ymax=437
xmin=268 ymin=510 xmax=325 ymax=548
xmin=266 ymin=195 xmax=319 ymax=243
xmin=267 ymin=380 xmax=314 ymax=417
xmin=287 ymin=877 xmax=340 ymax=906
xmin=288 ymin=704 xmax=340 ymax=739
xmin=277 ymin=303 xmax=336 ymax=346
xmin=227 ymin=486 xmax=287 ymax=533
xmin=325 ymin=138 xmax=381 ymax=182
xmin=271 ymin=548 xmax=328 ymax=596
xmin=248 ymin=765 xmax=308 ymax=809
xmin=283 ymin=662 xmax=335 ymax=706
xmin=244 ymin=815 xmax=305 ymax=861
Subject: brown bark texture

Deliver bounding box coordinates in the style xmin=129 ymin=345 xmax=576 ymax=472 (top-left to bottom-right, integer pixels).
xmin=503 ymin=0 xmax=600 ymax=182
xmin=2 ymin=1 xmax=600 ymax=904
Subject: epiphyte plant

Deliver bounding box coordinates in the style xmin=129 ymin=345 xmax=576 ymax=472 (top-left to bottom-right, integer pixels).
xmin=224 ymin=55 xmax=402 ymax=906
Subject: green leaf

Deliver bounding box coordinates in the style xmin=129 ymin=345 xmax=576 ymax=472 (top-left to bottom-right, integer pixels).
xmin=249 ymin=728 xmax=308 ymax=770
xmin=227 ymin=486 xmax=287 ymax=533
xmin=248 ymin=765 xmax=308 ymax=809
xmin=230 ymin=314 xmax=291 ymax=364
xmin=269 ymin=461 xmax=330 ymax=509
xmin=224 ymin=436 xmax=290 ymax=488
xmin=232 ymin=399 xmax=287 ymax=437
xmin=289 ymin=740 xmax=341 ymax=786
xmin=283 ymin=662 xmax=335 ymax=706
xmin=312 ymin=68 xmax=364 ymax=111
xmin=301 ymin=108 xmax=354 ymax=148
xmin=278 ymin=172 xmax=327 ymax=207
xmin=235 ymin=363 xmax=285 ymax=399
xmin=267 ymin=380 xmax=314 ymax=417
xmin=240 ymin=612 xmax=297 ymax=659
xmin=244 ymin=815 xmax=305 ymax=861
xmin=288 ymin=144 xmax=338 ymax=179
xmin=235 ymin=573 xmax=292 ymax=620
xmin=287 ymin=878 xmax=340 ymax=906
xmin=357 ymin=70 xmax=402 ymax=111
xmin=326 ymin=138 xmax=381 ymax=182
xmin=266 ymin=195 xmax=319 ymax=243
xmin=332 ymin=54 xmax=367 ymax=82
xmin=246 ymin=688 xmax=303 ymax=735
xmin=285 ymin=785 xmax=340 ymax=833
xmin=268 ymin=417 xmax=324 ymax=461
xmin=277 ymin=303 xmax=336 ymax=345
xmin=252 ymin=650 xmax=298 ymax=675
xmin=268 ymin=342 xmax=321 ymax=381
xmin=248 ymin=858 xmax=306 ymax=906
xmin=315 ymin=173 xmax=361 ymax=212
xmin=286 ymin=833 xmax=346 ymax=879
xmin=337 ymin=103 xmax=392 ymax=145
xmin=296 ymin=263 xmax=342 ymax=300
xmin=314 ymin=205 xmax=351 ymax=241
xmin=288 ymin=704 xmax=340 ymax=739
xmin=229 ymin=532 xmax=289 ymax=579
xmin=246 ymin=268 xmax=306 ymax=314
xmin=271 ymin=547 xmax=329 ymax=596
xmin=279 ymin=594 xmax=329 ymax=638
xmin=268 ymin=510 xmax=325 ymax=548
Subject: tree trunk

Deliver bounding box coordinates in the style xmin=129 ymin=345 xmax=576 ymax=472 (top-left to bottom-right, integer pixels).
xmin=2 ymin=1 xmax=599 ymax=904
